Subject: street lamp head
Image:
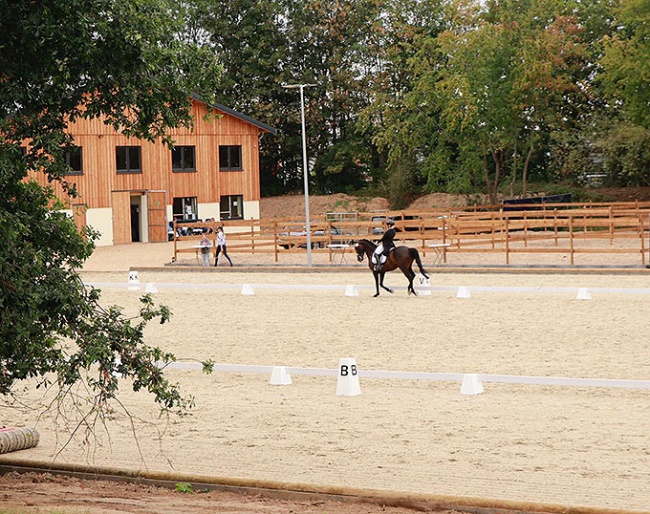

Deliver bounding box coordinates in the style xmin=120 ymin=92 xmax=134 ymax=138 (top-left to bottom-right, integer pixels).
xmin=282 ymin=83 xmax=317 ymax=89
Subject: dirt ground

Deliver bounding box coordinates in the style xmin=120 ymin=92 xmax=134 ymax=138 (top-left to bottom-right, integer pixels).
xmin=258 ymin=191 xmax=487 ymax=217
xmin=1 ymin=194 xmax=650 ymax=514
xmin=0 ymin=471 xmax=456 ymax=514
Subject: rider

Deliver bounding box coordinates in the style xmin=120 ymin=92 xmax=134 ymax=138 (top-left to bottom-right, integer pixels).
xmin=372 ymin=218 xmax=397 ymax=271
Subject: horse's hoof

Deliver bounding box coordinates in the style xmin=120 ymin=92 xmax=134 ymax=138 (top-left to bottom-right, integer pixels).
xmin=373 ymin=293 xmax=380 ymax=297
xmin=388 ymin=289 xmax=394 ymax=294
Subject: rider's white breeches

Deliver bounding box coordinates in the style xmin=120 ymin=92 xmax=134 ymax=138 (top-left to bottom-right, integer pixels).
xmin=372 ymin=244 xmax=385 ymax=264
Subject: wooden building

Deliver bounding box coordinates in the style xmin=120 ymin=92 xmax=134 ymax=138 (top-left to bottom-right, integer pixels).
xmin=36 ymin=98 xmax=275 ymax=246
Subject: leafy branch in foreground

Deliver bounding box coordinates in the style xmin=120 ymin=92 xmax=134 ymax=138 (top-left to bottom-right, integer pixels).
xmin=1 ymin=0 xmax=221 ymax=423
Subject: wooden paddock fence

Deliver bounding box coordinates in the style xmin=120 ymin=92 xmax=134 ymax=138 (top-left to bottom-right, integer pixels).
xmin=172 ymin=201 xmax=650 ymax=266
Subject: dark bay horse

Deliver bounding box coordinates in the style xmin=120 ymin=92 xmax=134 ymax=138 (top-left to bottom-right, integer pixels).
xmin=352 ymin=239 xmax=429 ymax=297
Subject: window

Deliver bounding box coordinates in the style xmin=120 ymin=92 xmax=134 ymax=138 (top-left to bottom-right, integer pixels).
xmin=173 ymin=197 xmax=197 ymax=221
xmin=116 ymin=146 xmax=142 ymax=173
xmin=65 ymin=146 xmax=83 ymax=174
xmin=220 ymin=195 xmax=243 ymax=220
xmin=219 ymin=145 xmax=242 ymax=171
xmin=172 ymin=146 xmax=196 ymax=172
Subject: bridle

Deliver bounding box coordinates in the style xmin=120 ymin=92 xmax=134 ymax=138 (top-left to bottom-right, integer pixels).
xmin=354 ymin=241 xmax=367 ymax=262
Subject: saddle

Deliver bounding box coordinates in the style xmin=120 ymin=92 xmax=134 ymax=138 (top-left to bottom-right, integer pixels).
xmin=374 ymin=247 xmax=394 ymax=271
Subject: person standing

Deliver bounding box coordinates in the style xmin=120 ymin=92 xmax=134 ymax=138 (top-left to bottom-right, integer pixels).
xmin=184 ymin=198 xmax=194 ymax=220
xmin=199 ymin=233 xmax=211 ymax=267
xmin=215 ymin=226 xmax=233 ymax=266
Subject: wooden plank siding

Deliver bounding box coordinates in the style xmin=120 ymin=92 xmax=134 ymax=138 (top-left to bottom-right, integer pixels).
xmin=147 ymin=190 xmax=168 ymax=243
xmin=26 ymin=99 xmax=274 ymax=245
xmin=111 ymin=191 xmax=132 ymax=245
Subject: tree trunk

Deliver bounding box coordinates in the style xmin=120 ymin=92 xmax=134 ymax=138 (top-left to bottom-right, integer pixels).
xmin=490 ymin=150 xmax=502 ymax=205
xmin=522 ymin=135 xmax=534 ymax=198
xmin=510 ymin=143 xmax=518 ymax=197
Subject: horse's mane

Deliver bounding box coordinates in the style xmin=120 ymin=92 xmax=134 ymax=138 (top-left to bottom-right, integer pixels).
xmin=358 ymin=239 xmax=376 ymax=248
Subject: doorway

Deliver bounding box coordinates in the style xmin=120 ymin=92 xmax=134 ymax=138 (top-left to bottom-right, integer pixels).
xmin=130 ymin=202 xmax=140 ymax=242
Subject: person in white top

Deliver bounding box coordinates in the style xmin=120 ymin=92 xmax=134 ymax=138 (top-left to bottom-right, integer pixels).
xmin=215 ymin=226 xmax=233 ymax=267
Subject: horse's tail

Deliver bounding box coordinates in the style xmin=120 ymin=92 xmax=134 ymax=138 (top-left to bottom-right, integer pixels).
xmin=409 ymin=248 xmax=429 ymax=279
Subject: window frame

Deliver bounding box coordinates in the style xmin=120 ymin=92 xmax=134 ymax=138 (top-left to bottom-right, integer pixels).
xmin=173 ymin=196 xmax=198 ymax=221
xmin=64 ymin=145 xmax=83 ymax=175
xmin=171 ymin=145 xmax=196 ymax=172
xmin=219 ymin=145 xmax=243 ymax=171
xmin=116 ymin=145 xmax=142 ymax=174
xmin=220 ymin=194 xmax=244 ymax=220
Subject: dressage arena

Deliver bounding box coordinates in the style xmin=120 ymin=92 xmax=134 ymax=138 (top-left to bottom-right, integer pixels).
xmin=2 ymin=262 xmax=649 ymax=512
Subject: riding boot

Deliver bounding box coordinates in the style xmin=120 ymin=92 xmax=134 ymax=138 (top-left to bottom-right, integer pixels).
xmin=375 ymin=255 xmax=386 ymax=272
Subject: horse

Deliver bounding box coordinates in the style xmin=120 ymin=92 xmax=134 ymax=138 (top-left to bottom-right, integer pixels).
xmin=352 ymin=239 xmax=429 ymax=297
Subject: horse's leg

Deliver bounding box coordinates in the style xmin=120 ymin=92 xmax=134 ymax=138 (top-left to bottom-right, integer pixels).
xmin=373 ymin=271 xmax=380 ymax=297
xmin=408 ymin=267 xmax=417 ymax=295
xmin=379 ymin=272 xmax=394 ymax=294
xmin=399 ymin=261 xmax=417 ymax=295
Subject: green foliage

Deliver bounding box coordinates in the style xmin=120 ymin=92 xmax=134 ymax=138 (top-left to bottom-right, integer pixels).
xmin=597 ymin=123 xmax=650 ymax=187
xmin=175 ymin=482 xmax=195 ymax=494
xmin=185 ymin=0 xmax=650 ymax=199
xmin=601 ymin=0 xmax=650 ymax=129
xmin=0 ymin=0 xmax=220 ymax=419
xmin=405 ymin=0 xmax=598 ymax=201
xmin=548 ymin=129 xmax=600 ymax=185
xmin=201 ymin=359 xmax=215 ymax=374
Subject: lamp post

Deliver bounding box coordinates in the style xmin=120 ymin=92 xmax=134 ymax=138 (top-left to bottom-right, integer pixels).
xmin=283 ymin=83 xmax=316 ymax=267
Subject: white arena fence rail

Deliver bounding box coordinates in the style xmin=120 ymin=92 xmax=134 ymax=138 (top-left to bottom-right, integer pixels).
xmin=86 ymin=281 xmax=650 ymax=296
xmin=155 ymin=361 xmax=650 ymax=391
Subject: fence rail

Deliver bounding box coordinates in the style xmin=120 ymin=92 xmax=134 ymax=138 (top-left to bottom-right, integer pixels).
xmin=172 ymin=201 xmax=650 ymax=266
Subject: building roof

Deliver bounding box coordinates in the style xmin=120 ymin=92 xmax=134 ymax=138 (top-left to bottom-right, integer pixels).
xmin=191 ymin=95 xmax=277 ymax=135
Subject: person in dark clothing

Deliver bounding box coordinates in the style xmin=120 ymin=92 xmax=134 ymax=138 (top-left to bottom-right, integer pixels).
xmin=372 ymin=219 xmax=396 ymax=271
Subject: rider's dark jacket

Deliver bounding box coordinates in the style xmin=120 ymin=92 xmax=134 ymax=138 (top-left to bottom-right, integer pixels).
xmin=379 ymin=227 xmax=397 ymax=255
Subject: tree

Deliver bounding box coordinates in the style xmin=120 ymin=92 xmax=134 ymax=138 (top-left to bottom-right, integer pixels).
xmin=0 ymin=0 xmax=220 ymax=433
xmin=598 ymin=122 xmax=650 ymax=186
xmin=600 ymin=0 xmax=650 ymax=130
xmin=374 ymin=0 xmax=598 ymax=204
xmin=359 ymin=0 xmax=448 ymax=207
xmin=279 ymin=0 xmax=389 ymax=194
xmin=186 ymin=0 xmax=290 ymax=194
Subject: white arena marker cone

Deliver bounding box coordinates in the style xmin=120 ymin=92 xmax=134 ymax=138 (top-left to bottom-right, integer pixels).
xmin=456 ymin=286 xmax=471 ymax=299
xmin=418 ymin=276 xmax=431 ymax=296
xmin=241 ymin=284 xmax=255 ymax=296
xmin=269 ymin=366 xmax=292 ymax=385
xmin=128 ymin=271 xmax=141 ymax=291
xmin=336 ymin=358 xmax=361 ymax=396
xmin=344 ymin=285 xmax=359 ymax=297
xmin=576 ymin=287 xmax=591 ymax=300
xmin=460 ymin=374 xmax=484 ymax=395
xmin=145 ymin=282 xmax=158 ymax=294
